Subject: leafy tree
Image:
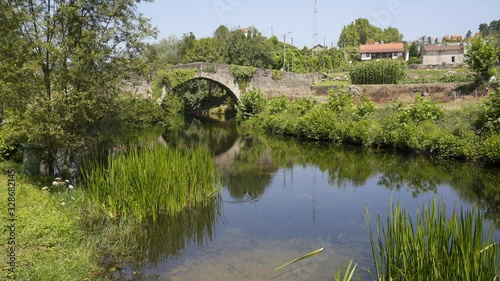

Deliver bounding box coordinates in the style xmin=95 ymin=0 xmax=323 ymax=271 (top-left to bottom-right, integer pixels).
xmin=465 ymin=37 xmax=499 ymax=83
xmin=465 ymin=30 xmax=473 ymax=40
xmin=224 ymin=27 xmax=273 ymax=68
xmin=338 ymin=18 xmax=403 ymax=47
xmin=408 ymin=42 xmax=420 ymax=58
xmin=382 ymin=27 xmax=403 ymax=43
xmin=178 ymin=32 xmax=197 ymax=60
xmin=338 ymin=24 xmax=361 ymax=47
xmin=479 ymin=23 xmax=490 ymax=37
xmin=183 ymin=38 xmax=219 ymax=63
xmin=2 ymin=0 xmax=156 ymax=173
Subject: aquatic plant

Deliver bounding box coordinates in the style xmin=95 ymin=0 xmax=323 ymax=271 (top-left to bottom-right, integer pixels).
xmin=365 ymin=199 xmax=500 ymax=281
xmin=82 ymin=143 xmax=221 ymax=222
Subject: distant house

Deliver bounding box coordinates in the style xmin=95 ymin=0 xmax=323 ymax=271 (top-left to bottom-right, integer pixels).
xmin=421 ymin=44 xmax=464 ymax=65
xmin=360 ymin=42 xmax=405 ymax=61
xmin=311 ymin=44 xmax=327 ymax=52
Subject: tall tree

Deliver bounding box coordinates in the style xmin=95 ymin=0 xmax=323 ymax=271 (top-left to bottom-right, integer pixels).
xmin=337 ymin=18 xmax=403 ymax=47
xmin=382 ymin=27 xmax=403 ymax=43
xmin=224 ymin=27 xmax=273 ymax=68
xmin=2 ymin=0 xmax=156 ymax=173
xmin=465 ymin=30 xmax=473 ymax=40
xmin=479 ymin=23 xmax=490 ymax=37
xmin=465 ymin=37 xmax=499 ymax=83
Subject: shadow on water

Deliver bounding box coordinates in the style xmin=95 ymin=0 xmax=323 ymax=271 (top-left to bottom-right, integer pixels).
xmin=122 ymin=119 xmax=500 ymax=280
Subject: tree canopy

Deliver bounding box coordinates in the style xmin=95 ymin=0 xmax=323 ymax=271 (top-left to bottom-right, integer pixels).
xmin=0 ymin=0 xmax=157 ymax=173
xmin=337 ymin=18 xmax=403 ymax=48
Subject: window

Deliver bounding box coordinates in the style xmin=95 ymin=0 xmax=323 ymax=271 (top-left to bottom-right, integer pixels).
xmin=393 ymin=52 xmax=399 ymax=57
xmin=451 ymin=56 xmax=455 ymax=63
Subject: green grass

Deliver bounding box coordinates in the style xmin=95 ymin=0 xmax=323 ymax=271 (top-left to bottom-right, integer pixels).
xmin=0 ymin=162 xmax=98 ymax=281
xmin=365 ymin=199 xmax=500 ymax=281
xmin=82 ymin=143 xmax=221 ymax=222
xmin=404 ymin=68 xmax=475 ymax=84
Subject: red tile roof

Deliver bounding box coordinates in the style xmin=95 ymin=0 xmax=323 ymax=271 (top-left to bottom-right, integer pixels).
xmin=360 ymin=42 xmax=404 ymax=54
xmin=423 ymin=45 xmax=463 ymax=52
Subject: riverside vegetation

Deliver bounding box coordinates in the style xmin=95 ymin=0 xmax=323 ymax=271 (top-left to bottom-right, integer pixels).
xmin=239 ymin=86 xmax=500 ymax=164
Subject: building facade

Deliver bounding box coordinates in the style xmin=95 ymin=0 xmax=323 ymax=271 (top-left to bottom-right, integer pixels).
xmin=421 ymin=44 xmax=464 ymax=65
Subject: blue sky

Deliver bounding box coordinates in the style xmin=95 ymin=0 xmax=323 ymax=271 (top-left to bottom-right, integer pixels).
xmin=138 ymin=0 xmax=499 ymax=47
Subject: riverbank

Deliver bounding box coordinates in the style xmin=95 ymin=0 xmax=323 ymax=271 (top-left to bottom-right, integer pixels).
xmin=0 ymin=161 xmax=99 ymax=280
xmin=240 ymin=86 xmax=500 ymax=164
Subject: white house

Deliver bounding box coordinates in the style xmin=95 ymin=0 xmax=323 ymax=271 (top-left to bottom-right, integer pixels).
xmin=360 ymin=42 xmax=405 ymax=61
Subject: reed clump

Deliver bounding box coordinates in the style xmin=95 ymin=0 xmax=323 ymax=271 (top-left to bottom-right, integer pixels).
xmin=82 ymin=143 xmax=221 ymax=222
xmin=366 ymin=199 xmax=500 ymax=281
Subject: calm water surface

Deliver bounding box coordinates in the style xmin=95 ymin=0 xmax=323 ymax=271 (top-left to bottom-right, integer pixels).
xmin=118 ymin=120 xmax=500 ymax=281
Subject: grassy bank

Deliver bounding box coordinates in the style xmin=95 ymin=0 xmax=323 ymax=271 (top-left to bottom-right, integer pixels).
xmin=239 ymin=87 xmax=500 ymax=163
xmin=0 ymin=142 xmax=222 ymax=280
xmin=0 ymin=162 xmax=98 ymax=280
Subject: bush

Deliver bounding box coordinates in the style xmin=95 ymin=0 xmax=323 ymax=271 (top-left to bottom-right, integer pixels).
xmin=229 ymin=65 xmax=257 ymax=92
xmin=236 ymin=88 xmax=267 ymax=120
xmin=482 ymin=134 xmax=500 ymax=163
xmin=350 ymin=59 xmax=407 ymax=84
xmin=395 ymin=95 xmax=444 ymax=124
xmin=407 ymin=57 xmax=421 ymax=65
xmin=476 ymin=87 xmax=500 ymax=135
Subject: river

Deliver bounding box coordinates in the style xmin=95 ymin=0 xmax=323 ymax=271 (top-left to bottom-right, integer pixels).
xmin=114 ymin=119 xmax=500 ymax=281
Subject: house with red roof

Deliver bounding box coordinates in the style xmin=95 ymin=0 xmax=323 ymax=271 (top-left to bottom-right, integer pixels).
xmin=360 ymin=42 xmax=405 ymax=61
xmin=421 ymin=44 xmax=464 ymax=65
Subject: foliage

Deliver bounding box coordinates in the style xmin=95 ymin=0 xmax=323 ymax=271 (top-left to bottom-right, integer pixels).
xmin=236 ymin=88 xmax=267 ymax=120
xmin=326 ymin=88 xmax=355 ymax=114
xmin=407 ymin=57 xmax=421 ymax=65
xmin=0 ymin=120 xmax=26 ymax=161
xmin=153 ymin=68 xmax=197 ymax=99
xmin=365 ymin=199 xmax=499 ymax=281
xmin=338 ymin=18 xmax=403 ymax=48
xmin=0 ymin=0 xmax=156 ymax=174
xmin=464 ymin=37 xmax=499 ymax=83
xmin=0 ymin=170 xmax=98 ymax=280
xmin=395 ymin=95 xmax=444 ymax=124
xmin=482 ymin=134 xmax=500 ymax=163
xmin=476 ymin=87 xmax=500 ymax=135
xmin=224 ymin=27 xmax=274 ymax=68
xmin=82 ymin=143 xmax=221 ymax=222
xmin=272 ymin=69 xmax=284 ymax=80
xmin=350 ymin=60 xmax=407 ymax=84
xmin=229 ymin=65 xmax=257 ymax=92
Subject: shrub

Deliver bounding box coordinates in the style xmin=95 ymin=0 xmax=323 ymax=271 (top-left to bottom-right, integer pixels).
xmin=350 ymin=59 xmax=407 ymax=84
xmin=229 ymin=65 xmax=257 ymax=92
xmin=236 ymin=88 xmax=267 ymax=120
xmin=482 ymin=134 xmax=500 ymax=163
xmin=326 ymin=88 xmax=354 ymax=114
xmin=396 ymin=95 xmax=444 ymax=124
xmin=267 ymin=95 xmax=289 ymax=115
xmin=476 ymin=87 xmax=500 ymax=135
xmin=272 ymin=69 xmax=284 ymax=80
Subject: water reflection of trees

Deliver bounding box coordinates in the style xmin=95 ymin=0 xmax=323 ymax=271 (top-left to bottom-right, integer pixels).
xmin=161 ymin=120 xmax=500 ymax=228
xmin=222 ymin=135 xmax=276 ymax=202
xmin=135 ymin=196 xmax=222 ymax=266
xmin=162 ymin=118 xmax=239 ymax=155
xmin=261 ymin=136 xmax=500 ymax=228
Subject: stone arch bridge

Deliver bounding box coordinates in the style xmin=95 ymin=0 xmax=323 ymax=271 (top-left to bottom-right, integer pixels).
xmin=157 ymin=63 xmax=320 ymax=105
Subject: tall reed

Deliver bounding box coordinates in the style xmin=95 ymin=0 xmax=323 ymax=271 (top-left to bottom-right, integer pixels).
xmin=82 ymin=143 xmax=221 ymax=222
xmin=365 ymin=199 xmax=499 ymax=281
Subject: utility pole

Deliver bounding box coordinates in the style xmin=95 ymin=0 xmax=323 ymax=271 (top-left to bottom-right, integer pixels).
xmin=283 ymin=31 xmax=291 ymax=71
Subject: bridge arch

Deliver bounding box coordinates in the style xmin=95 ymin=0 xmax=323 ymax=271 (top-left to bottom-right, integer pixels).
xmin=156 ymin=63 xmax=241 ymax=106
